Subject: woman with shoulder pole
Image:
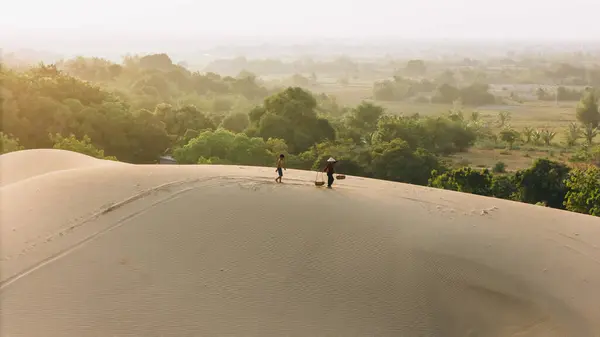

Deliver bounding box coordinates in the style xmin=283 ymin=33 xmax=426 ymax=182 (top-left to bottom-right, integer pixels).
xmin=323 ymin=157 xmax=337 ymax=188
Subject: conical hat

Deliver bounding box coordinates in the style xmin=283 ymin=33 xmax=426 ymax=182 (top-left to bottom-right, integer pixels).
xmin=327 ymin=157 xmax=336 ymax=162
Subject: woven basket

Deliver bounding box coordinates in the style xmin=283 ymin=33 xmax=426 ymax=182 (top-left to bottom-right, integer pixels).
xmin=314 ymin=171 xmax=325 ymax=186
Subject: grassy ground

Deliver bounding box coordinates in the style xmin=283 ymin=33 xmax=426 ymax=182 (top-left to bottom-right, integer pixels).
xmin=477 ymin=102 xmax=578 ymax=130
xmin=310 ymin=80 xmax=587 ymax=171
xmin=310 ymin=80 xmax=578 ymax=125
xmin=446 ymin=147 xmax=574 ymax=172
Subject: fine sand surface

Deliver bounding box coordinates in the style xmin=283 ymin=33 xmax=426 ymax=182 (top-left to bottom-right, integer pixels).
xmin=1 ymin=149 xmax=600 ymax=336
xmin=0 ymin=149 xmax=123 ymax=188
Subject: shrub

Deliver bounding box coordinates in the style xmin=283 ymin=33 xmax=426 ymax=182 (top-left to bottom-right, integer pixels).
xmin=493 ymin=161 xmax=506 ymax=173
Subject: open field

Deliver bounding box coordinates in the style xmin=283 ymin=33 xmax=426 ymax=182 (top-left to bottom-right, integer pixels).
xmin=293 ymin=79 xmax=584 ymax=170
xmin=299 ymin=79 xmax=579 ymax=128
xmin=446 ymin=148 xmax=573 ymax=171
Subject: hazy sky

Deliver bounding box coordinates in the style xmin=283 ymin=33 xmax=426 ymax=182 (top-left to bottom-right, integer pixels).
xmin=2 ymin=0 xmax=599 ymax=43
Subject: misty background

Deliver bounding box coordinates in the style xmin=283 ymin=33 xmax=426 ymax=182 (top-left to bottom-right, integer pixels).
xmin=2 ymin=0 xmax=600 ymax=63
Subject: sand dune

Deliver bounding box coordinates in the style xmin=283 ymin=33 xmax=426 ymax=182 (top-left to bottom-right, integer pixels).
xmin=1 ymin=149 xmax=600 ymax=337
xmin=0 ymin=148 xmax=123 ymax=187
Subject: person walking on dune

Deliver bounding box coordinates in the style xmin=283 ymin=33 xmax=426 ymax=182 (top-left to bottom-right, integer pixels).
xmin=323 ymin=157 xmax=337 ymax=188
xmin=275 ymin=154 xmax=286 ymax=183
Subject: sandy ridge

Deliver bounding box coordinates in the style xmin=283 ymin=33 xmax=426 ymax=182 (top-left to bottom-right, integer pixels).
xmin=1 ymin=149 xmax=600 ymax=336
xmin=0 ymin=148 xmax=124 ymax=187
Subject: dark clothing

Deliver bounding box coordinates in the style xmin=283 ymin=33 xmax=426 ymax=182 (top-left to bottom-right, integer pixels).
xmin=327 ymin=173 xmax=334 ymax=187
xmin=324 ymin=163 xmax=335 ymax=174
xmin=324 ymin=162 xmax=336 ymax=187
xmin=277 ymin=167 xmax=283 ymax=177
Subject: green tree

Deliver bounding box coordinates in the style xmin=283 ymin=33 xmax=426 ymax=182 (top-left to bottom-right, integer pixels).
xmin=576 ymin=91 xmax=600 ymax=128
xmin=50 ymin=134 xmax=117 ymax=160
xmin=266 ymin=138 xmax=289 ymax=157
xmin=344 ymin=101 xmax=384 ymax=144
xmin=173 ymin=129 xmax=272 ymax=166
xmin=429 ymin=167 xmax=492 ymax=196
xmin=252 ymin=87 xmax=335 ymax=153
xmin=154 ymin=104 xmax=215 ymax=137
xmin=1 ymin=132 xmax=24 ymax=154
xmin=513 ymin=159 xmax=571 ymax=209
xmin=372 ymin=115 xmax=476 ymax=155
xmin=370 ymin=139 xmax=444 ymax=185
xmin=499 ymin=129 xmax=519 ymax=149
xmin=258 ymin=113 xmax=295 ymax=143
xmin=349 ymin=101 xmax=384 ymax=131
xmin=372 ymin=115 xmax=421 ymax=148
xmin=493 ymin=161 xmax=506 ymax=173
xmin=431 ymin=83 xmax=460 ymax=103
xmin=127 ymin=108 xmax=173 ymax=163
xmin=491 ymin=174 xmax=518 ymax=200
xmin=420 ymin=117 xmax=477 ymax=154
xmin=564 ymin=166 xmax=600 ymax=216
xmin=220 ymin=111 xmax=250 ymax=133
xmin=459 ymin=83 xmax=496 ymax=106
xmin=315 ymin=93 xmax=346 ymax=117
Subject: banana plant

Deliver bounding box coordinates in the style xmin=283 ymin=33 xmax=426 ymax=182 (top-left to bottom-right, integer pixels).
xmin=565 ymin=122 xmax=581 ymax=147
xmin=522 ymin=127 xmax=534 ymax=144
xmin=540 ymin=129 xmax=557 ymax=146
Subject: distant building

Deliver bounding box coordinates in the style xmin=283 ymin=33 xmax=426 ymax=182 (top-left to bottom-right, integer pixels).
xmin=159 ymin=155 xmax=177 ymax=164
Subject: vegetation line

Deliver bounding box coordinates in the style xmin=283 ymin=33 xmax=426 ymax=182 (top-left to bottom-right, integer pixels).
xmin=1 ymin=53 xmax=598 ymax=217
